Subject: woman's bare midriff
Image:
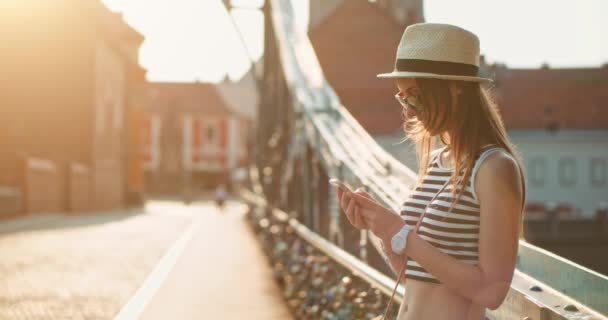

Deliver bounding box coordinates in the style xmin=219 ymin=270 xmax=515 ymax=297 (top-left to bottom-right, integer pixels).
xmin=398 ymin=278 xmax=486 ymax=320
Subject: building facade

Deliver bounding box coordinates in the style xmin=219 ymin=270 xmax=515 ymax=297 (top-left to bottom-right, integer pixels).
xmin=0 ymin=0 xmax=146 ymax=215
xmin=143 ymin=82 xmax=252 ymax=196
xmin=494 ymin=66 xmax=608 ymax=217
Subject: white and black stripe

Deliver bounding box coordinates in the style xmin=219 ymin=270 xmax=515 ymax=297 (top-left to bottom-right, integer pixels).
xmin=400 ymin=144 xmax=500 ymax=284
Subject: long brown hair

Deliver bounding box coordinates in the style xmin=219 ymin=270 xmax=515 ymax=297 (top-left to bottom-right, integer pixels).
xmin=398 ymin=78 xmax=527 ymax=238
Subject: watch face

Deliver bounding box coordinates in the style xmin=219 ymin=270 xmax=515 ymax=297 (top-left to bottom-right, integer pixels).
xmin=392 ymin=236 xmax=405 ymax=251
xmin=391 ymin=225 xmax=410 ymax=253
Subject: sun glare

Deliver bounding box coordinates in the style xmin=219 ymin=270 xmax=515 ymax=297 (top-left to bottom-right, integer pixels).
xmin=100 ymin=0 xmax=607 ymax=82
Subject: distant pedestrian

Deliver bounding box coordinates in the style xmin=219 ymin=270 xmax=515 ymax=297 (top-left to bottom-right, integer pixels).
xmin=215 ymin=183 xmax=226 ymax=210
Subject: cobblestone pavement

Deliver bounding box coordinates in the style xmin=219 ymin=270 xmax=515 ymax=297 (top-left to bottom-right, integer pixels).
xmin=0 ymin=200 xmax=198 ymax=320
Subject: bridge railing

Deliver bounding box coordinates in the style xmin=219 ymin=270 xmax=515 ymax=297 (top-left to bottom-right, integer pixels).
xmin=248 ymin=0 xmax=608 ymax=318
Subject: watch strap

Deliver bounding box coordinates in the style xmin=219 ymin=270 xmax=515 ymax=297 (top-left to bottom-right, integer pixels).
xmin=391 ymin=224 xmax=411 ymax=254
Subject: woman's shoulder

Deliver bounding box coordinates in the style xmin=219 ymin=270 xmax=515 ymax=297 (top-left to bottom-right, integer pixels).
xmin=473 ymin=150 xmax=525 ymax=222
xmin=470 ymin=147 xmax=522 ymax=202
xmin=430 ymin=146 xmax=446 ymax=160
xmin=479 ymin=150 xmax=517 ymax=171
xmin=474 ymin=146 xmax=518 ymax=177
xmin=474 ymin=150 xmax=522 ymax=196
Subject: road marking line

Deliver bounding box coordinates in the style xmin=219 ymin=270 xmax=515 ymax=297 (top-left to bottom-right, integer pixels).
xmin=114 ymin=211 xmax=203 ymax=320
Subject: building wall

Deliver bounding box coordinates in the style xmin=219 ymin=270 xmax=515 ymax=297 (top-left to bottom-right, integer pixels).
xmin=161 ymin=110 xmax=184 ymax=191
xmin=238 ymin=118 xmax=250 ymax=166
xmin=143 ymin=111 xmax=180 ymax=194
xmin=510 ymin=130 xmax=608 ymax=216
xmin=143 ymin=111 xmax=249 ymax=194
xmin=68 ymin=163 xmax=92 ymax=212
xmin=226 ymin=115 xmax=250 ymax=170
xmin=376 ymin=130 xmax=608 ymax=217
xmin=228 ymin=116 xmax=239 ymax=169
xmin=0 ymin=0 xmax=142 ymax=214
xmin=187 ymin=115 xmax=227 ymax=172
xmin=143 ymin=113 xmax=162 ymax=171
xmin=126 ymin=110 xmax=144 ymax=201
xmin=308 ymin=0 xmax=344 ymax=31
xmin=92 ymin=39 xmax=127 ymax=210
xmin=24 ymin=158 xmax=64 ymax=213
xmin=0 ymin=0 xmax=95 ymax=213
xmin=374 ymin=0 xmax=424 ymax=25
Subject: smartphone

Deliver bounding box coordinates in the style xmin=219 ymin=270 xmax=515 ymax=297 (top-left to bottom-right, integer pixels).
xmin=329 ymin=178 xmax=353 ymax=192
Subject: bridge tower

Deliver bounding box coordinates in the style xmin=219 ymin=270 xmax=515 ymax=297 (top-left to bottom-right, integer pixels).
xmin=309 ymin=0 xmax=424 ymax=32
xmin=306 ymin=0 xmax=425 ymax=137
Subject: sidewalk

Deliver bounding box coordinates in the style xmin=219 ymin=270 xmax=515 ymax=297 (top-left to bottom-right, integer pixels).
xmin=128 ymin=201 xmax=293 ymax=320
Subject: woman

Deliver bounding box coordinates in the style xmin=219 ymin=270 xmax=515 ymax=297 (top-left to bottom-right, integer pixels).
xmin=335 ymin=23 xmax=526 ymax=320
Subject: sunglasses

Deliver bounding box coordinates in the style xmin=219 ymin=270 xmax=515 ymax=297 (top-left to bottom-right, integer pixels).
xmin=395 ymin=87 xmax=425 ymax=112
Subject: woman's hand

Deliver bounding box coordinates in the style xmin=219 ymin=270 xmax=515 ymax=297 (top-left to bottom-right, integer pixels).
xmin=336 ymin=187 xmax=406 ymax=243
xmin=336 ymin=187 xmax=370 ymax=229
xmin=349 ymin=191 xmax=407 ymax=244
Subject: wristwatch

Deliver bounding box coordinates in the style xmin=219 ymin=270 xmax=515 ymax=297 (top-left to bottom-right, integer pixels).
xmin=390 ymin=223 xmax=413 ymax=255
xmin=380 ymin=240 xmax=398 ymax=260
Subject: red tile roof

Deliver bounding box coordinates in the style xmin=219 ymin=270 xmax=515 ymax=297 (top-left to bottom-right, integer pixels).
xmin=493 ymin=67 xmax=608 ymax=129
xmin=145 ymin=82 xmax=233 ymax=116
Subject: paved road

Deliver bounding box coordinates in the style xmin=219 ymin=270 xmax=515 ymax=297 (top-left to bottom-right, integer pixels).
xmin=0 ymin=201 xmax=195 ymax=319
xmin=135 ymin=201 xmax=293 ymax=320
xmin=0 ymin=199 xmax=292 ymax=319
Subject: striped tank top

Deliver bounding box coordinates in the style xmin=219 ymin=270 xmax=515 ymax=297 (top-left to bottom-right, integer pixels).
xmin=400 ymin=144 xmax=502 ymax=284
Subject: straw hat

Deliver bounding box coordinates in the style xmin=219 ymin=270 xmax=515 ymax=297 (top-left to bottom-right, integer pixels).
xmin=377 ymin=23 xmax=492 ymax=83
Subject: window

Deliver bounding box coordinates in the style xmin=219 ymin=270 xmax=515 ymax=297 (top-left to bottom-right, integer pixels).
xmin=558 ymin=158 xmax=576 ymax=187
xmin=143 ymin=114 xmax=160 ymax=170
xmin=591 ymin=158 xmax=607 ymax=187
xmin=206 ymin=125 xmax=215 ymax=141
xmin=201 ymin=121 xmax=219 ymax=147
xmin=240 ymin=120 xmax=248 ymax=149
xmin=529 ymin=157 xmax=546 ymax=187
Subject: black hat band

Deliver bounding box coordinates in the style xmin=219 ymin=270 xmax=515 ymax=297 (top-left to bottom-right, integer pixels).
xmin=396 ymin=58 xmax=479 ymax=77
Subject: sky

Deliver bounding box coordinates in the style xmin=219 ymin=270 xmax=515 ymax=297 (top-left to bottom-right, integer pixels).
xmin=100 ymin=0 xmax=608 ymax=83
